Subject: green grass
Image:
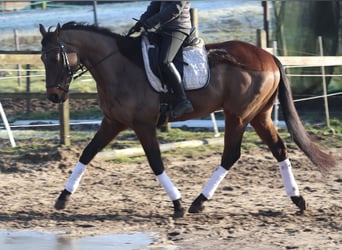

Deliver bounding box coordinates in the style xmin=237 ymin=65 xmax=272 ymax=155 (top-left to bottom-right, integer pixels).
xmin=1 ymin=123 xmax=340 ymax=166
xmin=7 ymin=108 xmax=102 ymax=122
xmin=329 ymin=118 xmax=342 ymax=134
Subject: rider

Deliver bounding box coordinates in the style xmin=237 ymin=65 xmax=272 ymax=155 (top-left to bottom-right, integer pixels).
xmin=130 ymin=1 xmax=193 ymax=119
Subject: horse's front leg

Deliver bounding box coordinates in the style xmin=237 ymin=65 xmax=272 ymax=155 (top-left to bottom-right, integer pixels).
xmin=134 ymin=125 xmax=185 ymax=219
xmin=55 ymin=118 xmax=126 ymax=210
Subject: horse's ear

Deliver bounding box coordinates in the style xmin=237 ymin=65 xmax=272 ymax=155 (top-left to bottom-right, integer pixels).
xmin=39 ymin=24 xmax=47 ymax=36
xmin=53 ymin=23 xmax=61 ymax=40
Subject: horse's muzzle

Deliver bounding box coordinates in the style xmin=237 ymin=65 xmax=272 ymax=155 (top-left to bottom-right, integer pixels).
xmin=47 ymin=88 xmax=68 ymax=103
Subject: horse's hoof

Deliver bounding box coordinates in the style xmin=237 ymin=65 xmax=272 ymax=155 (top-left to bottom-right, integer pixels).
xmin=173 ymin=207 xmax=185 ymax=219
xmin=188 ymin=203 xmax=205 ymax=213
xmin=291 ymin=195 xmax=308 ymax=213
xmin=188 ymin=194 xmax=207 ymax=213
xmin=172 ymin=199 xmax=185 ymax=219
xmin=54 ymin=189 xmax=71 ymax=210
xmin=54 ymin=199 xmax=67 ymax=210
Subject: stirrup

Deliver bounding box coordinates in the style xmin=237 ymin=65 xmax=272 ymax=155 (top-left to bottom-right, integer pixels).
xmin=170 ymin=100 xmax=193 ymax=119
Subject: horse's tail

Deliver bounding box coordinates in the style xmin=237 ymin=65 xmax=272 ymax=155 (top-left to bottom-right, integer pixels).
xmin=273 ymin=56 xmax=336 ymax=174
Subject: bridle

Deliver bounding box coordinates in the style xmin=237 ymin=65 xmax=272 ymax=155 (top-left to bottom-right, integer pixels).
xmin=41 ymin=41 xmax=84 ymax=93
xmin=41 ymin=41 xmax=82 ymax=93
xmin=42 ymin=39 xmax=119 ymax=93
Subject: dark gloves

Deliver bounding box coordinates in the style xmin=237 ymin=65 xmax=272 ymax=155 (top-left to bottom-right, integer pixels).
xmin=134 ymin=21 xmax=144 ymax=31
xmin=142 ymin=20 xmax=153 ymax=30
xmin=134 ymin=20 xmax=153 ymax=31
xmin=128 ymin=21 xmax=143 ymax=34
xmin=127 ymin=20 xmax=153 ymax=37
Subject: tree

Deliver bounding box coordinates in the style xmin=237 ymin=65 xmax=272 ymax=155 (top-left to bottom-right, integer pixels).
xmin=272 ymin=0 xmax=340 ymax=95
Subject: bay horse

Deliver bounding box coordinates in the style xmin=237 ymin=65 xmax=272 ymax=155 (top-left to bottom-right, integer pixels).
xmin=39 ymin=22 xmax=335 ymax=218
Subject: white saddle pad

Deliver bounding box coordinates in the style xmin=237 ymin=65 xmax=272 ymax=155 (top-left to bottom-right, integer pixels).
xmin=141 ymin=35 xmax=210 ymax=93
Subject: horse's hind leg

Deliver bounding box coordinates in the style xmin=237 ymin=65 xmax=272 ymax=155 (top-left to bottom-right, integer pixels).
xmin=250 ymin=113 xmax=308 ymax=212
xmin=189 ymin=115 xmax=247 ymax=213
xmin=55 ymin=118 xmax=126 ymax=210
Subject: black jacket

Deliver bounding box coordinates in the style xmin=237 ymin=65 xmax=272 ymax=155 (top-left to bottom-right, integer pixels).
xmin=139 ymin=1 xmax=191 ymax=32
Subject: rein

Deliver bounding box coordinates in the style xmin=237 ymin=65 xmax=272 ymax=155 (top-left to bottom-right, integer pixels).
xmin=72 ymin=49 xmax=119 ymax=81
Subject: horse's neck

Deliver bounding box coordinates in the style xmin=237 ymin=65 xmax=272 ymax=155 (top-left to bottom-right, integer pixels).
xmin=62 ymin=30 xmax=144 ymax=96
xmin=63 ymin=31 xmax=121 ymax=82
xmin=64 ymin=31 xmax=119 ymax=60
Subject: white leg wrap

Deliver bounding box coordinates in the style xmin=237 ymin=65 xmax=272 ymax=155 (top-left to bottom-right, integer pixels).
xmin=65 ymin=162 xmax=86 ymax=193
xmin=279 ymin=159 xmax=300 ymax=197
xmin=156 ymin=171 xmax=181 ymax=201
xmin=202 ymin=166 xmax=228 ymax=200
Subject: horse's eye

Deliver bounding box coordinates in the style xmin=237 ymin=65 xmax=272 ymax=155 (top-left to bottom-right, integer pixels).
xmin=47 ymin=53 xmax=60 ymax=63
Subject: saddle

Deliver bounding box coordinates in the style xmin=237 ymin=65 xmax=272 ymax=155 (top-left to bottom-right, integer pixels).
xmin=141 ymin=29 xmax=210 ymax=93
xmin=141 ymin=29 xmax=210 ymax=125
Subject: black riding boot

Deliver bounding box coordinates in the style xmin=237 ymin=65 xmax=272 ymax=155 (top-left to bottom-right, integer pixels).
xmin=163 ymin=62 xmax=193 ymax=119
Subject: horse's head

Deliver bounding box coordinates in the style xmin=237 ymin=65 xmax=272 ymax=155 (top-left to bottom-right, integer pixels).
xmin=39 ymin=23 xmax=79 ymax=103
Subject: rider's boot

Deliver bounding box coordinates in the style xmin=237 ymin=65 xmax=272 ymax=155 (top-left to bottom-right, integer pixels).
xmin=164 ymin=63 xmax=193 ymax=119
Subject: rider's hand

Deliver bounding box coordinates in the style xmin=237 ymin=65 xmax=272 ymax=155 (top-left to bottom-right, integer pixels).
xmin=127 ymin=21 xmax=143 ymax=36
xmin=142 ymin=20 xmax=153 ymax=31
xmin=133 ymin=21 xmax=143 ymax=31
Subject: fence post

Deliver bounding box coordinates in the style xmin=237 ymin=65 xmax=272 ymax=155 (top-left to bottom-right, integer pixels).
xmin=210 ymin=113 xmax=220 ymax=137
xmin=59 ymin=100 xmax=70 ymax=146
xmin=93 ymin=0 xmax=98 ymax=26
xmin=256 ymin=29 xmax=267 ymax=49
xmin=317 ymin=36 xmax=331 ymax=130
xmin=0 ymin=102 xmax=16 ymax=147
xmin=14 ymin=29 xmax=22 ymax=86
xmin=25 ymin=64 xmax=31 ymax=114
xmin=261 ymin=0 xmax=270 ymax=47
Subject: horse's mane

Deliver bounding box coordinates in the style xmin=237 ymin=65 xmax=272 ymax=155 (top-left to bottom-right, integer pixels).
xmin=60 ymin=21 xmax=142 ymax=67
xmin=41 ymin=21 xmax=129 ymax=46
xmin=61 ymin=21 xmax=123 ymax=39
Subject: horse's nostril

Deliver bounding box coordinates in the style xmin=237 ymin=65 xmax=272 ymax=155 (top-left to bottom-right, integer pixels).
xmin=48 ymin=93 xmax=60 ymax=103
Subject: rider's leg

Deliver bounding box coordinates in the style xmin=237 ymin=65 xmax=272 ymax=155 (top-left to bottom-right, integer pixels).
xmin=159 ymin=31 xmax=193 ymax=119
xmin=162 ymin=62 xmax=193 ymax=118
